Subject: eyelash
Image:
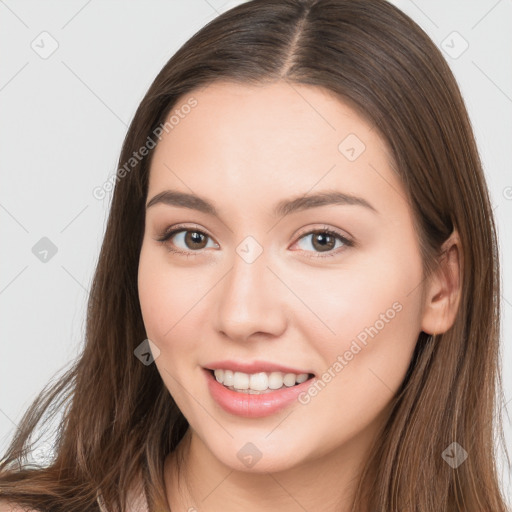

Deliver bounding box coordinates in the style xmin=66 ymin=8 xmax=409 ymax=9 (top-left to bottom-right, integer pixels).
xmin=154 ymin=223 xmax=354 ymax=259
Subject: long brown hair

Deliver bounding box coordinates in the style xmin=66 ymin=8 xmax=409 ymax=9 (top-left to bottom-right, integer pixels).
xmin=1 ymin=1 xmax=509 ymax=510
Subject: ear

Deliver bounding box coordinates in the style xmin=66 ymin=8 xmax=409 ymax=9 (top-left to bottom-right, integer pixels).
xmin=421 ymin=229 xmax=463 ymax=335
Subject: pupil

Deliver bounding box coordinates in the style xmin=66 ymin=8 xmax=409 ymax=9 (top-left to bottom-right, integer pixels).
xmin=187 ymin=231 xmax=205 ymax=248
xmin=314 ymin=233 xmax=334 ymax=251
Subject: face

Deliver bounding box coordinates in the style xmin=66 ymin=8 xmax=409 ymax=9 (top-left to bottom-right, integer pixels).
xmin=138 ymin=80 xmax=426 ymax=473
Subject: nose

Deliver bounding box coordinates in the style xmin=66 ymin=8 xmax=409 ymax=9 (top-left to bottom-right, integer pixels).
xmin=213 ymin=247 xmax=288 ymax=343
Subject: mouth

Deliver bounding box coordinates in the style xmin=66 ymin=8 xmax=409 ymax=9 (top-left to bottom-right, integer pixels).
xmin=203 ymin=367 xmax=318 ymax=418
xmin=205 ymin=368 xmax=316 ymax=395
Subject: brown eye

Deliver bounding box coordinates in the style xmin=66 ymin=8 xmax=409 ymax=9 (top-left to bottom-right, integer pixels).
xmin=310 ymin=232 xmax=337 ymax=252
xmin=295 ymin=228 xmax=354 ymax=258
xmin=182 ymin=230 xmax=208 ymax=250
xmin=156 ymin=226 xmax=218 ymax=256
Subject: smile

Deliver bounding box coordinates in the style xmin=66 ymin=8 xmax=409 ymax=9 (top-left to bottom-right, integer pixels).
xmin=211 ymin=369 xmax=313 ymax=393
xmin=203 ymin=368 xmax=317 ymax=418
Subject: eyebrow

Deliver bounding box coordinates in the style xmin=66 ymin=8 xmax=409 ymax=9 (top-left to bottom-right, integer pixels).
xmin=145 ymin=189 xmax=378 ymax=217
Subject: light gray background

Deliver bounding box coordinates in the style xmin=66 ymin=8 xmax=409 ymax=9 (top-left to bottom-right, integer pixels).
xmin=1 ymin=0 xmax=511 ymax=500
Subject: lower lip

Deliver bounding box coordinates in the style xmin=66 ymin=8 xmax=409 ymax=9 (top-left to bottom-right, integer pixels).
xmin=204 ymin=368 xmax=316 ymax=418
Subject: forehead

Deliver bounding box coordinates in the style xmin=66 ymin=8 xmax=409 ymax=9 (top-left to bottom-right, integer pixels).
xmin=147 ymin=80 xmax=407 ymax=220
xmin=154 ymin=80 xmax=384 ymax=160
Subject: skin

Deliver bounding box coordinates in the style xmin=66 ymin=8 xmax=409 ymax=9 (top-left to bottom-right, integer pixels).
xmin=137 ymin=80 xmax=462 ymax=511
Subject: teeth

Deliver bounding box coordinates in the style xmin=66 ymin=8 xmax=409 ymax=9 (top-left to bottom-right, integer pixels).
xmin=249 ymin=372 xmax=268 ymax=391
xmin=213 ymin=369 xmax=310 ymax=392
xmin=223 ymin=370 xmax=234 ymax=387
xmin=296 ymin=373 xmax=309 ymax=383
xmin=234 ymin=371 xmax=250 ymax=390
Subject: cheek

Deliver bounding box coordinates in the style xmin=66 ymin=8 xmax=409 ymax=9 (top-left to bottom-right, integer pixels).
xmin=295 ymin=249 xmax=423 ymax=425
xmin=293 ymin=240 xmax=423 ymax=354
xmin=137 ymin=247 xmax=206 ymax=406
xmin=138 ymin=245 xmax=180 ymax=341
xmin=294 ymin=241 xmax=424 ymax=431
xmin=137 ymin=245 xmax=212 ymax=353
xmin=138 ymin=256 xmax=169 ymax=340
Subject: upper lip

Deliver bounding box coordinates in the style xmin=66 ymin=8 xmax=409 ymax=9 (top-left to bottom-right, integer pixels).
xmin=204 ymin=359 xmax=314 ymax=376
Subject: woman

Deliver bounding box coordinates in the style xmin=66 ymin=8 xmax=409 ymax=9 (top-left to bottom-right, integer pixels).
xmin=0 ymin=0 xmax=509 ymax=510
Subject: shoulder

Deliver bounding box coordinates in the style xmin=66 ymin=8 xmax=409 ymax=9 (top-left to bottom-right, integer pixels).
xmin=0 ymin=500 xmax=41 ymax=512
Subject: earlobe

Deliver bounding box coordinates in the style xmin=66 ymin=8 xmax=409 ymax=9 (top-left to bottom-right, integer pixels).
xmin=420 ymin=229 xmax=463 ymax=335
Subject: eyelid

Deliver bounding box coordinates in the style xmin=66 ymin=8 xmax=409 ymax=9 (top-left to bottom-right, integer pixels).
xmin=291 ymin=225 xmax=354 ymax=258
xmin=154 ymin=223 xmax=218 ymax=254
xmin=294 ymin=224 xmax=353 ymax=243
xmin=154 ymin=223 xmax=354 ymax=258
xmin=155 ymin=222 xmax=211 ymax=241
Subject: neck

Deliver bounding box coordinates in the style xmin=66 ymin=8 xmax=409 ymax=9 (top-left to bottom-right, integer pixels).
xmin=164 ymin=424 xmax=380 ymax=512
